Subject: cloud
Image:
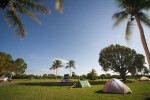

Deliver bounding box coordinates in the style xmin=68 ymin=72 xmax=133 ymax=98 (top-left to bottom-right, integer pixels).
xmin=52 ymin=58 xmax=69 ymax=63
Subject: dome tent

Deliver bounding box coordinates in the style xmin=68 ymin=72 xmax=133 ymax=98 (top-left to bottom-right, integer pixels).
xmin=77 ymin=80 xmax=91 ymax=88
xmin=139 ymin=76 xmax=150 ymax=81
xmin=102 ymin=78 xmax=132 ymax=94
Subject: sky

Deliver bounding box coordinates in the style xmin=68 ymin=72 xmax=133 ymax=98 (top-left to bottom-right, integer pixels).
xmin=0 ymin=0 xmax=150 ymax=76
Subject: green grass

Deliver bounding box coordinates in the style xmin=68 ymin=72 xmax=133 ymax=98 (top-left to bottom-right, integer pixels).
xmin=0 ymin=79 xmax=150 ymax=100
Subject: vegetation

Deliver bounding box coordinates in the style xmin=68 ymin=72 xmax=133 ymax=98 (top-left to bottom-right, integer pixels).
xmin=113 ymin=0 xmax=150 ymax=68
xmin=66 ymin=60 xmax=76 ymax=78
xmin=0 ymin=0 xmax=50 ymax=39
xmin=0 ymin=52 xmax=27 ymax=76
xmin=0 ymin=79 xmax=150 ymax=100
xmin=50 ymin=60 xmax=63 ymax=80
xmin=87 ymin=69 xmax=98 ymax=80
xmin=99 ymin=44 xmax=146 ymax=81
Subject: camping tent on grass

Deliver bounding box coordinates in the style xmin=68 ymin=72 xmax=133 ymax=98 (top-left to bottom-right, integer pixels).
xmin=77 ymin=80 xmax=91 ymax=88
xmin=0 ymin=77 xmax=8 ymax=82
xmin=139 ymin=76 xmax=150 ymax=81
xmin=102 ymin=78 xmax=132 ymax=94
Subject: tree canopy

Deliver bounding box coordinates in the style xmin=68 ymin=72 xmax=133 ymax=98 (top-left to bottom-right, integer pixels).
xmin=87 ymin=69 xmax=98 ymax=80
xmin=0 ymin=52 xmax=27 ymax=76
xmin=99 ymin=44 xmax=146 ymax=81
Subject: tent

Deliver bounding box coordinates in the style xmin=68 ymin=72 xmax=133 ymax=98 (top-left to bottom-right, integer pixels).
xmin=102 ymin=78 xmax=132 ymax=94
xmin=0 ymin=77 xmax=8 ymax=82
xmin=139 ymin=76 xmax=150 ymax=81
xmin=77 ymin=80 xmax=91 ymax=88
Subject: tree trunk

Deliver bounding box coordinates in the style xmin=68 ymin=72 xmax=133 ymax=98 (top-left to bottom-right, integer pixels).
xmin=134 ymin=14 xmax=150 ymax=68
xmin=56 ymin=68 xmax=57 ymax=80
xmin=120 ymin=73 xmax=126 ymax=81
xmin=70 ymin=68 xmax=71 ymax=79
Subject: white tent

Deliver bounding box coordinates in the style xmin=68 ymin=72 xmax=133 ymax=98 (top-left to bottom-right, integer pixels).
xmin=102 ymin=78 xmax=132 ymax=94
xmin=0 ymin=77 xmax=8 ymax=82
xmin=139 ymin=76 xmax=150 ymax=81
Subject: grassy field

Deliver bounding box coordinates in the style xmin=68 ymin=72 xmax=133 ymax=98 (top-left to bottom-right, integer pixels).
xmin=0 ymin=79 xmax=150 ymax=100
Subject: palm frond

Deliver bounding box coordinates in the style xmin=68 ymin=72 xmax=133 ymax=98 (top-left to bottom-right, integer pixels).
xmin=50 ymin=65 xmax=56 ymax=70
xmin=140 ymin=0 xmax=150 ymax=10
xmin=140 ymin=13 xmax=150 ymax=27
xmin=4 ymin=6 xmax=27 ymax=40
xmin=66 ymin=60 xmax=75 ymax=69
xmin=125 ymin=20 xmax=134 ymax=41
xmin=56 ymin=0 xmax=63 ymax=13
xmin=50 ymin=60 xmax=63 ymax=70
xmin=14 ymin=0 xmax=51 ymax=15
xmin=13 ymin=2 xmax=41 ymax=24
xmin=65 ymin=66 xmax=69 ymax=69
xmin=115 ymin=0 xmax=127 ymax=9
xmin=112 ymin=11 xmax=128 ymax=27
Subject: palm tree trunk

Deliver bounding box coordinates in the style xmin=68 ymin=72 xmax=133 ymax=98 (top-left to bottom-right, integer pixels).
xmin=70 ymin=68 xmax=71 ymax=79
xmin=56 ymin=68 xmax=57 ymax=80
xmin=134 ymin=14 xmax=150 ymax=68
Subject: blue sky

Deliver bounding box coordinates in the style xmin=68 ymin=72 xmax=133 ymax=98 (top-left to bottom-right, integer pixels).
xmin=0 ymin=0 xmax=150 ymax=76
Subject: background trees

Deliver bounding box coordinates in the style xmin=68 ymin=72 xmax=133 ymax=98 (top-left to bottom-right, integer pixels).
xmin=99 ymin=44 xmax=146 ymax=81
xmin=113 ymin=0 xmax=150 ymax=68
xmin=87 ymin=69 xmax=98 ymax=80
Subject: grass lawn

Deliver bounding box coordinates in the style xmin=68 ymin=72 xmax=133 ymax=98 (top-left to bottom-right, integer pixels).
xmin=0 ymin=79 xmax=150 ymax=100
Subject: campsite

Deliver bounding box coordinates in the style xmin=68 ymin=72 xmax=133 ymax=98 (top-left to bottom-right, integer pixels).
xmin=1 ymin=0 xmax=150 ymax=100
xmin=0 ymin=79 xmax=150 ymax=100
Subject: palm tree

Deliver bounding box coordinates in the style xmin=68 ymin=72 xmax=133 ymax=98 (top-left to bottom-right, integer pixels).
xmin=0 ymin=0 xmax=50 ymax=40
xmin=113 ymin=0 xmax=150 ymax=68
xmin=65 ymin=60 xmax=75 ymax=78
xmin=50 ymin=60 xmax=63 ymax=80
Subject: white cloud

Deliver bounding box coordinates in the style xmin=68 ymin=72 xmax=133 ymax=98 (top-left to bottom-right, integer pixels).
xmin=52 ymin=58 xmax=69 ymax=64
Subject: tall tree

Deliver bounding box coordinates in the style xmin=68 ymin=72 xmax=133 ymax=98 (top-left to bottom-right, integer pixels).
xmin=50 ymin=60 xmax=63 ymax=80
xmin=99 ymin=44 xmax=146 ymax=81
xmin=0 ymin=0 xmax=50 ymax=40
xmin=113 ymin=0 xmax=150 ymax=68
xmin=65 ymin=60 xmax=75 ymax=78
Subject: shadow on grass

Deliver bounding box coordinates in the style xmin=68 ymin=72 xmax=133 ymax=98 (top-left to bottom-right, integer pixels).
xmin=145 ymin=97 xmax=150 ymax=100
xmin=95 ymin=90 xmax=132 ymax=95
xmin=18 ymin=82 xmax=75 ymax=87
xmin=88 ymin=80 xmax=134 ymax=86
xmin=95 ymin=90 xmax=105 ymax=94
